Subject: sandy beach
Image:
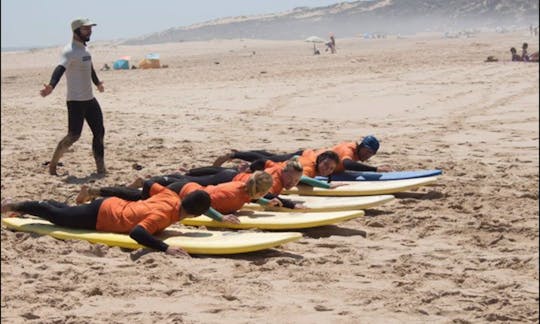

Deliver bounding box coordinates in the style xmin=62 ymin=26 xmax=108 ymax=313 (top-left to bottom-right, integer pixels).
xmin=1 ymin=31 xmax=538 ymax=323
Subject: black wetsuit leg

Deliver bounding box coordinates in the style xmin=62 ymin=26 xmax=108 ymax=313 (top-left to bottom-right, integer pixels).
xmin=83 ymin=98 xmax=105 ymax=161
xmin=184 ymin=166 xmax=230 ymax=176
xmin=14 ymin=199 xmax=103 ymax=229
xmin=232 ymin=150 xmax=304 ymax=162
xmin=98 ymin=187 xmax=143 ymax=201
xmin=178 ymin=169 xmax=238 ymax=186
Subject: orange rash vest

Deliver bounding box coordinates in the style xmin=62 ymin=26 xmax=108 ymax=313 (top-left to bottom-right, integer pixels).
xmin=96 ymin=183 xmax=181 ymax=234
xmin=297 ymin=149 xmax=319 ymax=178
xmin=328 ymin=142 xmax=359 ymax=172
xmin=232 ymin=160 xmax=285 ymax=195
xmin=179 ymin=181 xmax=251 ymax=214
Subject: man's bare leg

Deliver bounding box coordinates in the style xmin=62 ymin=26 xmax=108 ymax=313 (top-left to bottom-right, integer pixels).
xmin=49 ymin=134 xmax=78 ymax=175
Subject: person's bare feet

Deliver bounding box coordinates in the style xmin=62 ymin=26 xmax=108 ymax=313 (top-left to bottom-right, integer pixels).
xmin=212 ymin=152 xmax=233 ymax=167
xmin=127 ymin=177 xmax=145 ymax=189
xmin=76 ymin=186 xmax=92 ymax=205
xmin=1 ymin=198 xmax=20 ymax=217
xmin=236 ymin=161 xmax=250 ymax=173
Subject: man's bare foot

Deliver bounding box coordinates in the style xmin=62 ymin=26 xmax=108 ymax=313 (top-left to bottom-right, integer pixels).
xmin=212 ymin=152 xmax=233 ymax=167
xmin=127 ymin=177 xmax=145 ymax=189
xmin=75 ymin=186 xmax=92 ymax=205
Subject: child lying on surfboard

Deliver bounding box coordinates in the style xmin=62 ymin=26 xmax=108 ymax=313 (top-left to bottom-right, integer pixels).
xmin=1 ymin=184 xmax=211 ymax=257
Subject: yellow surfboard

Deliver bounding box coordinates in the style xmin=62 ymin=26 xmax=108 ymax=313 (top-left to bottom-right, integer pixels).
xmin=243 ymin=195 xmax=394 ymax=212
xmin=181 ymin=210 xmax=364 ymax=230
xmin=1 ymin=218 xmax=302 ymax=255
xmin=283 ymin=176 xmax=439 ymax=196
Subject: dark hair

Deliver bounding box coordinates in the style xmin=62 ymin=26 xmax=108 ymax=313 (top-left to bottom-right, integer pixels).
xmin=315 ymin=150 xmax=339 ymax=170
xmin=523 ymin=42 xmax=528 ymax=49
xmin=181 ymin=190 xmax=211 ymax=215
xmin=510 ymin=47 xmax=517 ymax=53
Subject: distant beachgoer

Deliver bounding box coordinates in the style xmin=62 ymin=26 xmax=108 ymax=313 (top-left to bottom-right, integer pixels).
xmin=522 ymin=43 xmax=530 ymax=61
xmin=39 ymin=18 xmax=106 ymax=175
xmin=510 ymin=47 xmax=522 ymax=61
xmin=100 ymin=63 xmax=110 ymax=71
xmin=325 ymin=35 xmax=336 ymax=54
xmin=529 ymin=51 xmax=539 ymax=62
xmin=1 ymin=184 xmax=211 ymax=257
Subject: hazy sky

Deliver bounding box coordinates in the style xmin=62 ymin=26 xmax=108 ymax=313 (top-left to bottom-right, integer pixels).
xmin=1 ymin=0 xmax=355 ymax=48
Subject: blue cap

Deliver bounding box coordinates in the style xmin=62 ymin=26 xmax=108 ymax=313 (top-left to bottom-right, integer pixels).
xmin=359 ymin=135 xmax=380 ymax=153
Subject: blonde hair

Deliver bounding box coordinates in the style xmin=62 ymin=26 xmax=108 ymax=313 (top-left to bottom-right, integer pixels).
xmin=245 ymin=171 xmax=273 ymax=197
xmin=283 ymin=157 xmax=304 ymax=173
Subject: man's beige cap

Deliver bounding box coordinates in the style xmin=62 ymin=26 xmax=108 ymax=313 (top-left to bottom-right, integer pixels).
xmin=71 ymin=18 xmax=97 ymax=31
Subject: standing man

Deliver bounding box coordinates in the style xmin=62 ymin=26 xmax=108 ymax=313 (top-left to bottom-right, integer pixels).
xmin=40 ymin=18 xmax=106 ymax=175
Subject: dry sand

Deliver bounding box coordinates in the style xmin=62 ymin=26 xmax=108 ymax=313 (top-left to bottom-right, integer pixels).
xmin=1 ymin=31 xmax=538 ymax=323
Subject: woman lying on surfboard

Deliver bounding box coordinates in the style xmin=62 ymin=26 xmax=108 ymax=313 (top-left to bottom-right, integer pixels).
xmin=213 ymin=135 xmax=393 ymax=174
xmin=1 ymin=183 xmax=211 ymax=257
xmin=130 ymin=158 xmax=307 ymax=209
xmin=75 ymin=171 xmax=274 ymax=224
xmin=168 ymin=150 xmax=342 ymax=187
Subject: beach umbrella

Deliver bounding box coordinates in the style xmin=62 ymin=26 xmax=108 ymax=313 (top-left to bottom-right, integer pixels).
xmin=305 ymin=36 xmax=326 ymax=53
xmin=305 ymin=36 xmax=326 ymax=43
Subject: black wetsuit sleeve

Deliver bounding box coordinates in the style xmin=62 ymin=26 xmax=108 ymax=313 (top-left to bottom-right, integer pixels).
xmin=343 ymin=159 xmax=377 ymax=172
xmin=263 ymin=193 xmax=295 ymax=209
xmin=249 ymin=159 xmax=267 ymax=171
xmin=49 ymin=65 xmax=66 ymax=88
xmin=91 ymin=65 xmax=101 ymax=86
xmin=129 ymin=225 xmax=169 ymax=252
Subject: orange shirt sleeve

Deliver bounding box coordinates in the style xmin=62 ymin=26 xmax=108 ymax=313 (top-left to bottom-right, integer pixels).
xmin=299 ymin=150 xmax=317 ymax=177
xmin=137 ymin=212 xmax=171 ymax=234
